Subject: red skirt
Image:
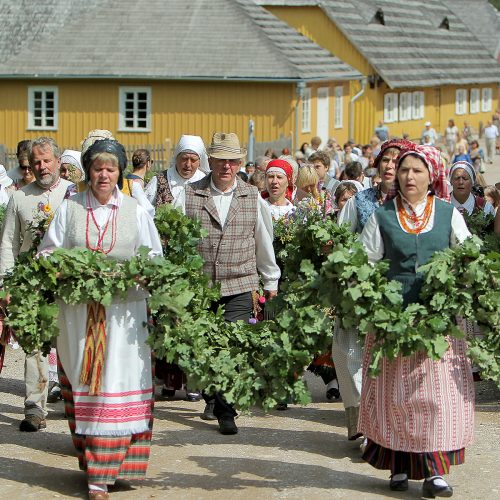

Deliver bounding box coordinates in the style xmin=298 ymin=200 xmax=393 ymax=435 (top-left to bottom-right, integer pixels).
xmin=59 ymin=362 xmax=154 ymax=484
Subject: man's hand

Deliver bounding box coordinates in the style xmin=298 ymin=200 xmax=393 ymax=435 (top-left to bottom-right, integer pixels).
xmin=264 ymin=289 xmax=277 ymax=301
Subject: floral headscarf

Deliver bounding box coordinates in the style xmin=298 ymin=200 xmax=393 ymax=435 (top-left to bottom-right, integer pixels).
xmin=373 ymin=138 xmax=415 ymax=172
xmin=387 ymin=144 xmax=450 ymax=202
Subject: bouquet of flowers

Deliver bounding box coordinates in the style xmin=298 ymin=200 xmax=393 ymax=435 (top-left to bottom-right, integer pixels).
xmin=28 ymin=201 xmax=54 ymax=250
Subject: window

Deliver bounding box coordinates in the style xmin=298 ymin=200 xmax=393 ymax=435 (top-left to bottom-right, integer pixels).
xmin=384 ymin=93 xmax=398 ymax=123
xmin=28 ymin=86 xmax=58 ymax=130
xmin=481 ymin=88 xmax=492 ymax=112
xmin=412 ymin=91 xmax=424 ymax=120
xmin=455 ymin=89 xmax=467 ymax=115
xmin=334 ymin=86 xmax=343 ymax=128
xmin=470 ymin=88 xmax=480 ymax=114
xmin=301 ymin=87 xmax=311 ymax=133
xmin=399 ymin=92 xmax=412 ymax=121
xmin=119 ymin=87 xmax=151 ymax=131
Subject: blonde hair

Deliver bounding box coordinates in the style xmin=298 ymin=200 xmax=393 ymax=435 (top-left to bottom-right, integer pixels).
xmin=297 ymin=165 xmax=319 ymax=198
xmin=476 ymin=172 xmax=488 ymax=188
xmin=484 ymin=185 xmax=500 ymax=208
xmin=89 ymin=151 xmax=119 ymax=168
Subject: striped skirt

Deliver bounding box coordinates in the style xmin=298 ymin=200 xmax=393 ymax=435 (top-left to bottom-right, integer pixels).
xmin=59 ymin=362 xmax=154 ymax=485
xmin=362 ymin=439 xmax=465 ymax=480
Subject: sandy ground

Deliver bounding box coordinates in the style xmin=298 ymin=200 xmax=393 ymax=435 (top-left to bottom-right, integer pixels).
xmin=1 ymin=139 xmax=499 ymax=499
xmin=0 ymin=345 xmax=498 ymax=500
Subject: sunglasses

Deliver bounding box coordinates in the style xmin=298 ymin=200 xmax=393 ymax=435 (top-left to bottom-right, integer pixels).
xmin=19 ymin=165 xmax=31 ymax=171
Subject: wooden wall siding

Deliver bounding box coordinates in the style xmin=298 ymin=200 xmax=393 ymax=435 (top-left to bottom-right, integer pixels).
xmin=0 ymin=80 xmax=296 ymax=150
xmin=267 ymin=6 xmax=374 ymax=76
xmin=298 ymin=81 xmax=350 ymax=146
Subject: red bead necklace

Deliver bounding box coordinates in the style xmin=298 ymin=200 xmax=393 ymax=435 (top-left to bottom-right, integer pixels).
xmin=85 ymin=192 xmax=117 ymax=254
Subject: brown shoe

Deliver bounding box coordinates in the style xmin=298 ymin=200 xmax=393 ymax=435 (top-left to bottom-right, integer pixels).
xmin=19 ymin=415 xmax=46 ymax=432
xmin=88 ymin=491 xmax=109 ymax=499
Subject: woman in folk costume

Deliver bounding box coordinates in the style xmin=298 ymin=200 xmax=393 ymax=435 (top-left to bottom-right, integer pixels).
xmin=144 ymin=135 xmax=208 ymax=402
xmin=333 ymin=139 xmax=413 ymax=442
xmin=359 ymin=144 xmax=474 ymax=497
xmin=449 ymin=161 xmax=496 ymax=218
xmin=38 ymin=139 xmax=162 ymax=500
xmin=144 ymin=134 xmax=209 ymax=208
xmin=261 ymin=158 xmax=296 ymax=221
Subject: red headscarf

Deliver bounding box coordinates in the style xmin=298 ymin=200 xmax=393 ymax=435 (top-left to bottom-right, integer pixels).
xmin=373 ymin=138 xmax=415 ymax=172
xmin=387 ymin=144 xmax=450 ymax=202
xmin=261 ymin=159 xmax=294 ymax=201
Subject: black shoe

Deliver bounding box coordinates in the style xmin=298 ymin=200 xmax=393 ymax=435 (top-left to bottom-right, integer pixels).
xmin=389 ymin=474 xmax=409 ymax=491
xmin=218 ymin=415 xmax=238 ymax=435
xmin=326 ymin=387 xmax=341 ymax=400
xmin=276 ymin=402 xmax=288 ymax=411
xmin=186 ymin=392 xmax=202 ymax=402
xmin=20 ymin=415 xmax=46 ymax=432
xmin=47 ymin=383 xmax=62 ymax=403
xmin=201 ymin=401 xmax=217 ymax=420
xmin=161 ymin=387 xmax=176 ymax=397
xmin=422 ymin=478 xmax=453 ymax=498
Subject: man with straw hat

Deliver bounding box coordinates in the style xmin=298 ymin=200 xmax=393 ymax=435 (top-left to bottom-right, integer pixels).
xmin=181 ymin=132 xmax=280 ymax=435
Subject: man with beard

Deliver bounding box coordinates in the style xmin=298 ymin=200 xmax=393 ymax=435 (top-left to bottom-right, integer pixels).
xmin=0 ymin=137 xmax=73 ymax=431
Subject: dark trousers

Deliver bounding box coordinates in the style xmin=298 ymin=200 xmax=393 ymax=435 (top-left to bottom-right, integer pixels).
xmin=203 ymin=291 xmax=253 ymax=418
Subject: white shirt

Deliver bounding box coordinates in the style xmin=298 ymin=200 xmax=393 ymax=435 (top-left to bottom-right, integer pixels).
xmin=39 ymin=188 xmax=162 ymax=257
xmin=144 ymin=167 xmax=205 ymax=208
xmin=180 ymin=177 xmax=280 ymax=291
xmin=484 ymin=125 xmax=499 ymax=139
xmin=360 ymin=196 xmax=471 ymax=263
xmin=265 ymin=199 xmax=295 ymax=221
xmin=130 ymin=181 xmax=155 ymax=218
xmin=451 ymin=192 xmax=496 ymax=217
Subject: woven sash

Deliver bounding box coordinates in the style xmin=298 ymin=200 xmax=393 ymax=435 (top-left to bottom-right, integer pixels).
xmin=80 ymin=301 xmax=107 ymax=395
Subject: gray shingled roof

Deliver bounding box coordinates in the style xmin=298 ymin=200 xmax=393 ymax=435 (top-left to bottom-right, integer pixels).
xmin=258 ymin=0 xmax=500 ymax=88
xmin=0 ymin=0 xmax=361 ymax=82
xmin=444 ymin=0 xmax=500 ymax=60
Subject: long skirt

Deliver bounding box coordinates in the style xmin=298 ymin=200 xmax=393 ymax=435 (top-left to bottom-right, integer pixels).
xmin=59 ymin=361 xmax=153 ymax=484
xmin=358 ymin=334 xmax=475 ymax=479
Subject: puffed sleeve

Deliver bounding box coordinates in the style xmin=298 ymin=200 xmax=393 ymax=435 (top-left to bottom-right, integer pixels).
xmin=359 ymin=211 xmax=384 ymax=263
xmin=135 ymin=204 xmax=163 ymax=257
xmin=450 ymin=207 xmax=472 ymax=246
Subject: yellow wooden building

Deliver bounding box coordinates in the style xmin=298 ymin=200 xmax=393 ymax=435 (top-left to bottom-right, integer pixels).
xmin=260 ymin=0 xmax=500 ymax=144
xmin=0 ymin=0 xmax=361 ymax=160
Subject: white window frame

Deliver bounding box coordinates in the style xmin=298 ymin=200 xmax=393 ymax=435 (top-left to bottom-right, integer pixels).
xmin=334 ymin=86 xmax=343 ymax=129
xmin=27 ymin=86 xmax=58 ymax=130
xmin=455 ymin=89 xmax=467 ymax=115
xmin=119 ymin=86 xmax=152 ymax=132
xmin=481 ymin=88 xmax=492 ymax=112
xmin=384 ymin=92 xmax=398 ymax=123
xmin=399 ymin=92 xmax=412 ymax=121
xmin=301 ymin=87 xmax=311 ymax=133
xmin=470 ymin=88 xmax=480 ymax=114
xmin=411 ymin=91 xmax=424 ymax=120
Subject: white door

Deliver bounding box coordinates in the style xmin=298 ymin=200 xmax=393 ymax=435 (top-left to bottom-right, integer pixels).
xmin=316 ymin=87 xmax=329 ymax=146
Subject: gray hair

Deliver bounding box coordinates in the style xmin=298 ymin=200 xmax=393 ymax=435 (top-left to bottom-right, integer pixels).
xmin=279 ymin=154 xmax=299 ymax=182
xmin=28 ymin=137 xmax=61 ymax=163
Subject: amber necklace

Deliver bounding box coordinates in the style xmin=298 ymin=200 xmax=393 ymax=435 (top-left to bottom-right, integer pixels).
xmin=397 ymin=194 xmax=433 ymax=234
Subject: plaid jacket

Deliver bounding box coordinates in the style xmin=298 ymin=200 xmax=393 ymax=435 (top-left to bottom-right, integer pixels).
xmin=185 ymin=175 xmax=259 ymax=297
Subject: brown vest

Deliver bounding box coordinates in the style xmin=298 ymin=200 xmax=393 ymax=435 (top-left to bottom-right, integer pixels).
xmin=185 ymin=175 xmax=259 ymax=297
xmin=154 ymin=172 xmax=174 ymax=207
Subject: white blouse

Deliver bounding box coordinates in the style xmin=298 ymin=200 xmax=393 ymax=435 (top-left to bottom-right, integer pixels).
xmin=144 ymin=167 xmax=206 ymax=208
xmin=451 ymin=192 xmax=496 ymax=217
xmin=39 ymin=188 xmax=162 ymax=257
xmin=360 ymin=196 xmax=471 ymax=263
xmin=265 ymin=199 xmax=295 ymax=221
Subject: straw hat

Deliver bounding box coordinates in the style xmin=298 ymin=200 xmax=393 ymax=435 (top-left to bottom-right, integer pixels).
xmin=0 ymin=165 xmax=14 ymax=188
xmin=207 ymin=132 xmax=246 ymax=159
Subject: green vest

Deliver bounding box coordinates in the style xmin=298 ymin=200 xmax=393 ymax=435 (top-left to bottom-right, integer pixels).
xmin=376 ymin=197 xmax=453 ymax=306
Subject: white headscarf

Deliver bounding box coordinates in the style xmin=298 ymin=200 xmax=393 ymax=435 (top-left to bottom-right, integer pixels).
xmin=60 ymin=149 xmax=85 ymax=180
xmin=333 ymin=179 xmax=364 ymax=195
xmin=171 ymin=135 xmax=210 ymax=174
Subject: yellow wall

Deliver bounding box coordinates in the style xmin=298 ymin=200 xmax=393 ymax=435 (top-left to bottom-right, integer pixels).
xmin=298 ymin=81 xmax=350 ymax=146
xmin=267 ymin=6 xmax=373 ymax=75
xmin=0 ymin=79 xmax=296 ymax=151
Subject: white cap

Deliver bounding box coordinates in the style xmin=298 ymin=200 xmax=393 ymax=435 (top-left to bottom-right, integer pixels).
xmin=425 ymin=121 xmax=431 ymax=127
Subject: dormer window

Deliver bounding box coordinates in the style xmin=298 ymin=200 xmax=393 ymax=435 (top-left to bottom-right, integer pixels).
xmin=439 ymin=17 xmax=450 ymax=30
xmin=374 ymin=8 xmax=385 ymax=25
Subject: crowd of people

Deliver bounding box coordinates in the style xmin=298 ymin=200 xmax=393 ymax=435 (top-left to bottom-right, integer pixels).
xmin=0 ymin=123 xmax=499 ymax=499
